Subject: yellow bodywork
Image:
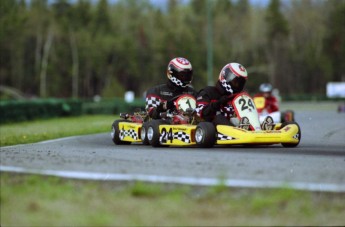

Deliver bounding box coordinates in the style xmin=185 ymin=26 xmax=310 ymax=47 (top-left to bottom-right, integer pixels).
xmin=158 ymin=124 xmax=197 ymax=146
xmin=118 ymin=122 xmax=143 ymax=142
xmin=216 ymin=123 xmax=299 ymax=145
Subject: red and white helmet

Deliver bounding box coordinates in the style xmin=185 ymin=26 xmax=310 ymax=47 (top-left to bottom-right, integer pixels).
xmin=167 ymin=57 xmax=193 ymax=88
xmin=218 ymin=62 xmax=248 ymax=94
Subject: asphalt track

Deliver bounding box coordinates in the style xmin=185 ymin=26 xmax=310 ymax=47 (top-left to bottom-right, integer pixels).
xmin=1 ymin=103 xmax=345 ymax=192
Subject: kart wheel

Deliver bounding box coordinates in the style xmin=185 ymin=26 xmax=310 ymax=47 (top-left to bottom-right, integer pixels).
xmin=281 ymin=110 xmax=295 ymax=122
xmin=147 ymin=119 xmax=165 ymax=147
xmin=111 ymin=120 xmax=131 ymax=145
xmin=140 ymin=121 xmax=150 ymax=145
xmin=195 ymin=122 xmax=216 ymax=148
xmin=281 ymin=121 xmax=301 ymax=148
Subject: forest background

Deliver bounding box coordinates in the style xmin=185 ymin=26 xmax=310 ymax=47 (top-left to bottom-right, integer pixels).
xmin=1 ymin=0 xmax=344 ymax=100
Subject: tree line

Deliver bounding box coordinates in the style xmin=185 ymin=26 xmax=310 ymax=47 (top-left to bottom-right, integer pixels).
xmin=1 ymin=0 xmax=344 ymax=100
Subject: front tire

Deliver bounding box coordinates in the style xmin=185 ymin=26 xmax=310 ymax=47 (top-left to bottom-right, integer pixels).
xmin=195 ymin=122 xmax=216 ymax=148
xmin=281 ymin=121 xmax=301 ymax=148
xmin=111 ymin=120 xmax=131 ymax=145
xmin=147 ymin=119 xmax=165 ymax=147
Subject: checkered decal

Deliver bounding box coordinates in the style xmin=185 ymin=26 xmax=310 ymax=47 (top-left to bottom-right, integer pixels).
xmin=120 ymin=128 xmax=138 ymax=140
xmin=293 ymin=133 xmax=300 ymax=140
xmin=217 ymin=132 xmax=234 ymax=141
xmin=173 ymin=131 xmax=191 ymax=143
xmin=146 ymin=96 xmax=161 ymax=111
xmin=159 ymin=131 xmax=191 ymax=143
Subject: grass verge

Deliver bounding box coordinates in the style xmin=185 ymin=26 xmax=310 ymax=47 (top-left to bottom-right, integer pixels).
xmin=0 ymin=115 xmax=117 ymax=147
xmin=1 ymin=173 xmax=345 ymax=226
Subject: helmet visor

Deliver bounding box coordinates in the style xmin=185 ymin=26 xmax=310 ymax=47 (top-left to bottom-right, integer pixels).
xmin=229 ymin=76 xmax=246 ymax=93
xmin=177 ymin=70 xmax=193 ymax=84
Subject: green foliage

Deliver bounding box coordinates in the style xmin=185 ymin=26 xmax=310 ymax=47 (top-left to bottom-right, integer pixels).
xmin=0 ymin=0 xmax=343 ymax=99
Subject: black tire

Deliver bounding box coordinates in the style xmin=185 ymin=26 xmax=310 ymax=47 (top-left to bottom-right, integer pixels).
xmin=111 ymin=120 xmax=131 ymax=145
xmin=281 ymin=110 xmax=295 ymax=122
xmin=281 ymin=121 xmax=301 ymax=148
xmin=140 ymin=121 xmax=150 ymax=145
xmin=194 ymin=122 xmax=216 ymax=148
xmin=147 ymin=119 xmax=166 ymax=147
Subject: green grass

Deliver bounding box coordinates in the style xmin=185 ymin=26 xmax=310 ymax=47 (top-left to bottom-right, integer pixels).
xmin=0 ymin=115 xmax=117 ymax=147
xmin=1 ymin=173 xmax=344 ymax=226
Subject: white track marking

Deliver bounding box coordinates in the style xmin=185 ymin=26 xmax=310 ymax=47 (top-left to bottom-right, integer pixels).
xmin=1 ymin=165 xmax=344 ymax=192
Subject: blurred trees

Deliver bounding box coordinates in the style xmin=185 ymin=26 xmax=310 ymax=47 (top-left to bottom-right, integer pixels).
xmin=0 ymin=0 xmax=344 ymax=99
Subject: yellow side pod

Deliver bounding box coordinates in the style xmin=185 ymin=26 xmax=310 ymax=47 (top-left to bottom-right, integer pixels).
xmin=118 ymin=122 xmax=143 ymax=143
xmin=216 ymin=123 xmax=300 ymax=146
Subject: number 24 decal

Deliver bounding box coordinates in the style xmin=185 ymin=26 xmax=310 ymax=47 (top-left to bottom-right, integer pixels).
xmin=161 ymin=128 xmax=173 ymax=143
xmin=238 ymin=98 xmax=255 ymax=111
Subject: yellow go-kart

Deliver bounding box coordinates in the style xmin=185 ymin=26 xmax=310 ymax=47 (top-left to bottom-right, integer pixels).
xmin=195 ymin=92 xmax=301 ymax=148
xmin=110 ymin=94 xmax=196 ymax=146
xmin=146 ymin=94 xmax=198 ymax=147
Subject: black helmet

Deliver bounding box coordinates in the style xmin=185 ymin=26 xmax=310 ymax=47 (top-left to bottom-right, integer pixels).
xmin=167 ymin=57 xmax=193 ymax=88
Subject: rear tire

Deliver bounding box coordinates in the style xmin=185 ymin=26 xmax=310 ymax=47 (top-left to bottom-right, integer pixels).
xmin=140 ymin=121 xmax=150 ymax=145
xmin=281 ymin=121 xmax=301 ymax=148
xmin=195 ymin=122 xmax=216 ymax=148
xmin=111 ymin=120 xmax=131 ymax=145
xmin=281 ymin=110 xmax=295 ymax=122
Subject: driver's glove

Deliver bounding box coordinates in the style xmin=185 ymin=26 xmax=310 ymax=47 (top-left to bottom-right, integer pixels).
xmin=166 ymin=100 xmax=175 ymax=110
xmin=211 ymin=95 xmax=232 ymax=109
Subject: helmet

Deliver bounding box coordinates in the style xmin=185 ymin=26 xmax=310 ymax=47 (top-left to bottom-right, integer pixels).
xmin=167 ymin=57 xmax=193 ymax=88
xmin=259 ymin=83 xmax=273 ymax=93
xmin=218 ymin=62 xmax=248 ymax=94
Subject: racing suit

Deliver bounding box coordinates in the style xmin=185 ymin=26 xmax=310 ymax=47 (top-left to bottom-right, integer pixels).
xmin=195 ymin=82 xmax=235 ymax=125
xmin=145 ymin=80 xmax=196 ymax=119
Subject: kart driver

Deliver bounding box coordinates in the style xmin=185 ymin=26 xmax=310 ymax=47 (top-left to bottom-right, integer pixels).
xmin=195 ymin=62 xmax=248 ymax=126
xmin=145 ymin=57 xmax=197 ymax=119
xmin=254 ymin=83 xmax=280 ymax=123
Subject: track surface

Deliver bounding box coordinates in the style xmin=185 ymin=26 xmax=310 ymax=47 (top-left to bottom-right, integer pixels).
xmin=1 ymin=106 xmax=345 ymax=191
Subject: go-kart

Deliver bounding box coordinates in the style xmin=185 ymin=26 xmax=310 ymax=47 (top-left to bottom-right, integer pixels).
xmin=253 ymin=96 xmax=295 ymax=123
xmin=195 ymin=92 xmax=301 ymax=148
xmin=111 ymin=109 xmax=150 ymax=145
xmin=146 ymin=94 xmax=198 ymax=147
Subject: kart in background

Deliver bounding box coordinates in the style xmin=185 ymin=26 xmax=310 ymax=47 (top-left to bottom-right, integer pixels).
xmin=253 ymin=96 xmax=295 ymax=123
xmin=195 ymin=92 xmax=301 ymax=148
